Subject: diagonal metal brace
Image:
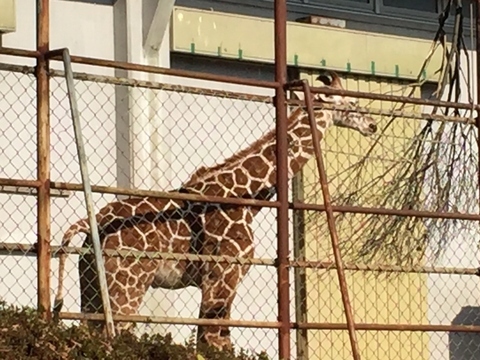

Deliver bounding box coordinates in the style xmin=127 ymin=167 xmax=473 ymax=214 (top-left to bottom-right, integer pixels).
xmin=300 ymin=79 xmax=362 ymax=360
xmin=57 ymin=48 xmax=116 ymax=338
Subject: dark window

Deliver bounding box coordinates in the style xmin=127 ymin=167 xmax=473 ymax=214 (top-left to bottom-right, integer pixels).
xmin=61 ymin=0 xmax=115 ymax=4
xmin=421 ymin=82 xmax=437 ymax=100
xmin=299 ymin=0 xmax=370 ymax=2
xmin=450 ymin=306 xmax=480 ymax=360
xmin=299 ymin=0 xmax=371 ymax=8
xmin=383 ymin=0 xmax=438 ymax=13
xmin=448 ymin=0 xmax=476 ymax=17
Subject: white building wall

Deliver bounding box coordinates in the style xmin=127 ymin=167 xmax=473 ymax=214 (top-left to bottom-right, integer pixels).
xmin=0 ymin=0 xmax=117 ymax=312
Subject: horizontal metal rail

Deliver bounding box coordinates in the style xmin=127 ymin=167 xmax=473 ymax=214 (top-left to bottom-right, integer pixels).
xmin=0 ymin=62 xmax=35 ymax=74
xmin=48 ymin=66 xmax=479 ymax=124
xmin=0 ymin=185 xmax=70 ymax=198
xmin=0 ymin=47 xmax=40 ymax=58
xmin=45 ymin=51 xmax=279 ymax=89
xmin=287 ymin=99 xmax=476 ymax=124
xmin=59 ymin=312 xmax=282 ymax=329
xmin=54 ymin=181 xmax=480 ymax=221
xmin=300 ymin=85 xmax=479 ymax=111
xmin=2 ymin=178 xmax=478 ymax=221
xmin=0 ymin=178 xmax=40 ymax=188
xmin=58 ymin=312 xmax=480 ymax=333
xmin=60 ymin=68 xmax=470 ymax=124
xmin=291 ymin=260 xmax=480 ymax=275
xmin=49 ymin=69 xmax=273 ymax=104
xmin=50 ymin=181 xmax=279 ymax=208
xmin=2 ymin=243 xmax=479 ymax=276
xmin=1 ymin=49 xmax=477 ymax=109
xmin=0 ymin=178 xmax=70 ymax=198
xmin=294 ymin=322 xmax=480 ymax=333
xmin=292 ymin=202 xmax=480 ymax=221
xmin=0 ymin=243 xmax=275 ymax=266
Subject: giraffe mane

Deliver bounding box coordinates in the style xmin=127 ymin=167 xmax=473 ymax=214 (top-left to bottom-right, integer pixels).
xmin=184 ymin=107 xmax=305 ymax=186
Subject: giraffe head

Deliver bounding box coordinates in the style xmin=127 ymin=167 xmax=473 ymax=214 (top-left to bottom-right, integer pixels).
xmin=314 ymin=71 xmax=377 ymax=136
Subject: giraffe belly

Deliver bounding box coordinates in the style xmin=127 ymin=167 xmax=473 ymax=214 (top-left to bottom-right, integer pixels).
xmin=151 ymin=260 xmax=192 ymax=289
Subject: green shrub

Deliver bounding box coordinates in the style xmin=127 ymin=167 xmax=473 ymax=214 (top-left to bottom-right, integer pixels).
xmin=0 ymin=301 xmax=269 ymax=360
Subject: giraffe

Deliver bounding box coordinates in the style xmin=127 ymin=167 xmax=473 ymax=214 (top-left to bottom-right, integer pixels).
xmin=53 ymin=71 xmax=377 ymax=350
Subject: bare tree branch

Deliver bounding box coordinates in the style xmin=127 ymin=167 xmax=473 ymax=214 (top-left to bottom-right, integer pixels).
xmin=305 ymin=0 xmax=478 ymax=267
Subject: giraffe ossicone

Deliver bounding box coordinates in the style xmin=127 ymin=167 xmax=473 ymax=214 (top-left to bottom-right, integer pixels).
xmin=53 ymin=71 xmax=376 ymax=350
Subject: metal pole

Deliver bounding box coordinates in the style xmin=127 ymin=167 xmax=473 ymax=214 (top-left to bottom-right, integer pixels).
xmin=274 ymin=0 xmax=290 ymax=358
xmin=301 ymin=81 xmax=361 ymax=360
xmin=292 ymin=173 xmax=309 ymax=360
xmin=475 ymin=1 xmax=480 ymax=207
xmin=61 ymin=48 xmax=116 ymax=338
xmin=36 ymin=0 xmax=52 ymax=319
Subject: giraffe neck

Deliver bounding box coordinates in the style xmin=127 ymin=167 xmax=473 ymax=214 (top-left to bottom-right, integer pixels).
xmin=184 ymin=107 xmax=333 ymax=198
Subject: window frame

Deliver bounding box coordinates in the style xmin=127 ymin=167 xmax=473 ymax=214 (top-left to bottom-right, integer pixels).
xmin=288 ymin=0 xmax=448 ymax=25
xmin=60 ymin=0 xmax=115 ymax=4
xmin=297 ymin=0 xmax=373 ymax=14
xmin=446 ymin=0 xmax=476 ymax=19
xmin=378 ymin=0 xmax=441 ymax=19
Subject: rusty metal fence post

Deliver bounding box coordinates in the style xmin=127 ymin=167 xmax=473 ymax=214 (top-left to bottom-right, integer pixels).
xmin=36 ymin=0 xmax=52 ymax=319
xmin=475 ymin=0 xmax=480 ymax=203
xmin=274 ymin=0 xmax=290 ymax=358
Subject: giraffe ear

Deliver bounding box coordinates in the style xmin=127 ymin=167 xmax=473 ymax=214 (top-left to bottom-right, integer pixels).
xmin=316 ymin=70 xmax=343 ymax=89
xmin=289 ymin=90 xmax=305 ymax=101
xmin=316 ymin=74 xmax=332 ymax=86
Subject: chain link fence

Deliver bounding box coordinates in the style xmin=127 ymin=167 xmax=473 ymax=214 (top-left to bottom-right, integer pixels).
xmin=1 ymin=53 xmax=480 ymax=360
xmin=291 ymin=70 xmax=480 ymax=360
xmin=0 ymin=64 xmax=39 ymax=310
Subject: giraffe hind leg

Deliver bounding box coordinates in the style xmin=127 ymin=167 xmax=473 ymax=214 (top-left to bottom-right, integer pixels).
xmin=197 ymin=291 xmax=235 ymax=351
xmin=78 ymin=236 xmax=105 ymax=332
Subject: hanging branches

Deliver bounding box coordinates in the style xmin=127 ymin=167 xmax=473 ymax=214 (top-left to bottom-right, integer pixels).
xmin=306 ymin=0 xmax=478 ymax=266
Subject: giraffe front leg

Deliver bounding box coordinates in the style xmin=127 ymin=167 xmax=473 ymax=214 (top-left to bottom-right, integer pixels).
xmin=197 ymin=264 xmax=241 ymax=351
